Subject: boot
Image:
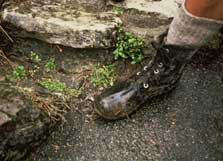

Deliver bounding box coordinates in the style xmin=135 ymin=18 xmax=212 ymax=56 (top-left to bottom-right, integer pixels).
xmin=94 ymin=33 xmax=197 ymax=120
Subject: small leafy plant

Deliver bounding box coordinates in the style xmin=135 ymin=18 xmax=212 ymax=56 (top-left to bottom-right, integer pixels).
xmin=12 ymin=65 xmax=26 ymax=79
xmin=113 ymin=26 xmax=144 ymax=64
xmin=40 ymin=78 xmax=66 ymax=92
xmin=112 ymin=6 xmax=124 ymax=15
xmin=91 ymin=64 xmax=116 ymax=88
xmin=30 ymin=51 xmax=41 ymax=63
xmin=40 ymin=78 xmax=81 ymax=97
xmin=45 ymin=58 xmax=56 ymax=72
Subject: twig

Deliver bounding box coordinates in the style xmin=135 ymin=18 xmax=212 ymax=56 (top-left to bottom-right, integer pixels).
xmin=0 ymin=49 xmax=15 ymax=68
xmin=31 ymin=94 xmax=69 ymax=122
xmin=0 ymin=25 xmax=13 ymax=43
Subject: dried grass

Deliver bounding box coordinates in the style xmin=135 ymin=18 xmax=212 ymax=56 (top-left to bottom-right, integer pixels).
xmin=0 ymin=25 xmax=15 ymax=67
xmin=0 ymin=25 xmax=13 ymax=43
xmin=31 ymin=94 xmax=71 ymax=122
xmin=0 ymin=49 xmax=15 ymax=67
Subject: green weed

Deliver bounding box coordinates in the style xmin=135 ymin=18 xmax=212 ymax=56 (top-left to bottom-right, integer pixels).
xmin=30 ymin=51 xmax=41 ymax=63
xmin=40 ymin=78 xmax=81 ymax=97
xmin=45 ymin=58 xmax=56 ymax=72
xmin=112 ymin=6 xmax=124 ymax=15
xmin=12 ymin=65 xmax=26 ymax=79
xmin=91 ymin=64 xmax=116 ymax=88
xmin=113 ymin=26 xmax=144 ymax=64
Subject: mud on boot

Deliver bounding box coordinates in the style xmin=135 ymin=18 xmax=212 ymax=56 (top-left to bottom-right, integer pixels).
xmin=94 ymin=31 xmax=198 ymax=120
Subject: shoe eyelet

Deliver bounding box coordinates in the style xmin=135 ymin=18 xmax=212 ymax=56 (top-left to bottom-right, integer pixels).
xmin=143 ymin=66 xmax=148 ymax=71
xmin=158 ymin=62 xmax=163 ymax=68
xmin=148 ymin=60 xmax=153 ymax=67
xmin=164 ymin=48 xmax=169 ymax=53
xmin=136 ymin=72 xmax=141 ymax=76
xmin=154 ymin=69 xmax=159 ymax=74
xmin=143 ymin=83 xmax=149 ymax=89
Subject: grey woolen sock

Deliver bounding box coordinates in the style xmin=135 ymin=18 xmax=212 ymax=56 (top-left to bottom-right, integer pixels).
xmin=166 ymin=1 xmax=223 ymax=47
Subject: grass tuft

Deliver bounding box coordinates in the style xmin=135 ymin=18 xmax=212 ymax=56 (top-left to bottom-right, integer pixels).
xmin=113 ymin=26 xmax=144 ymax=64
xmin=40 ymin=78 xmax=81 ymax=97
xmin=91 ymin=64 xmax=116 ymax=88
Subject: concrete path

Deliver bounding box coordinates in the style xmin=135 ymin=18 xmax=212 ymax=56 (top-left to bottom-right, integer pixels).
xmin=28 ymin=51 xmax=223 ymax=161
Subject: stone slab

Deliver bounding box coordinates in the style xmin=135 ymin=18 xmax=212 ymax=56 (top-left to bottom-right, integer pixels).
xmin=0 ymin=83 xmax=54 ymax=161
xmin=123 ymin=0 xmax=183 ymax=18
xmin=120 ymin=10 xmax=171 ymax=46
xmin=1 ymin=1 xmax=121 ymax=48
xmin=1 ymin=0 xmax=185 ymax=49
xmin=108 ymin=0 xmax=184 ymax=46
xmin=0 ymin=97 xmax=24 ymax=116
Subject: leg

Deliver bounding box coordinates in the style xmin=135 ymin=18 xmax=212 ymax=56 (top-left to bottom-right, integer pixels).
xmin=167 ymin=0 xmax=223 ymax=47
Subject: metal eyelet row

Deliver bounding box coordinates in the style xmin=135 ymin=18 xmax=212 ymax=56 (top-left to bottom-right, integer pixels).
xmin=141 ymin=48 xmax=169 ymax=89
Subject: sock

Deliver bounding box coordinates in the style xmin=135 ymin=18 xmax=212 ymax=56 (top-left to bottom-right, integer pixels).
xmin=166 ymin=0 xmax=223 ymax=47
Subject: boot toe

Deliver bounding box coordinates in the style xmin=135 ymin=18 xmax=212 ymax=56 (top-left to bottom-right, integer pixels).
xmin=94 ymin=92 xmax=128 ymax=120
xmin=94 ymin=82 xmax=137 ymax=120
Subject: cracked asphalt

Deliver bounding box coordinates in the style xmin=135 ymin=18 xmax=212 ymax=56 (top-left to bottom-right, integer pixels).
xmin=28 ymin=50 xmax=223 ymax=161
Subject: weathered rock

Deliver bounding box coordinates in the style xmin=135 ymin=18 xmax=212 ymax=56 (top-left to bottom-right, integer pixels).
xmin=111 ymin=0 xmax=183 ymax=45
xmin=122 ymin=0 xmax=183 ymax=18
xmin=121 ymin=10 xmax=171 ymax=46
xmin=0 ymin=112 xmax=10 ymax=126
xmin=1 ymin=0 xmax=184 ymax=49
xmin=105 ymin=0 xmax=176 ymax=46
xmin=0 ymin=83 xmax=53 ymax=161
xmin=1 ymin=0 xmax=121 ymax=48
xmin=76 ymin=0 xmax=107 ymax=12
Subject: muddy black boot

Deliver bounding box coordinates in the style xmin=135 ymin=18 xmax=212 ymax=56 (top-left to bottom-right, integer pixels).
xmin=94 ymin=34 xmax=197 ymax=120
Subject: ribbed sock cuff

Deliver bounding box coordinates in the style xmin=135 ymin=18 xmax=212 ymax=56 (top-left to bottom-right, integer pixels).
xmin=166 ymin=0 xmax=223 ymax=47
